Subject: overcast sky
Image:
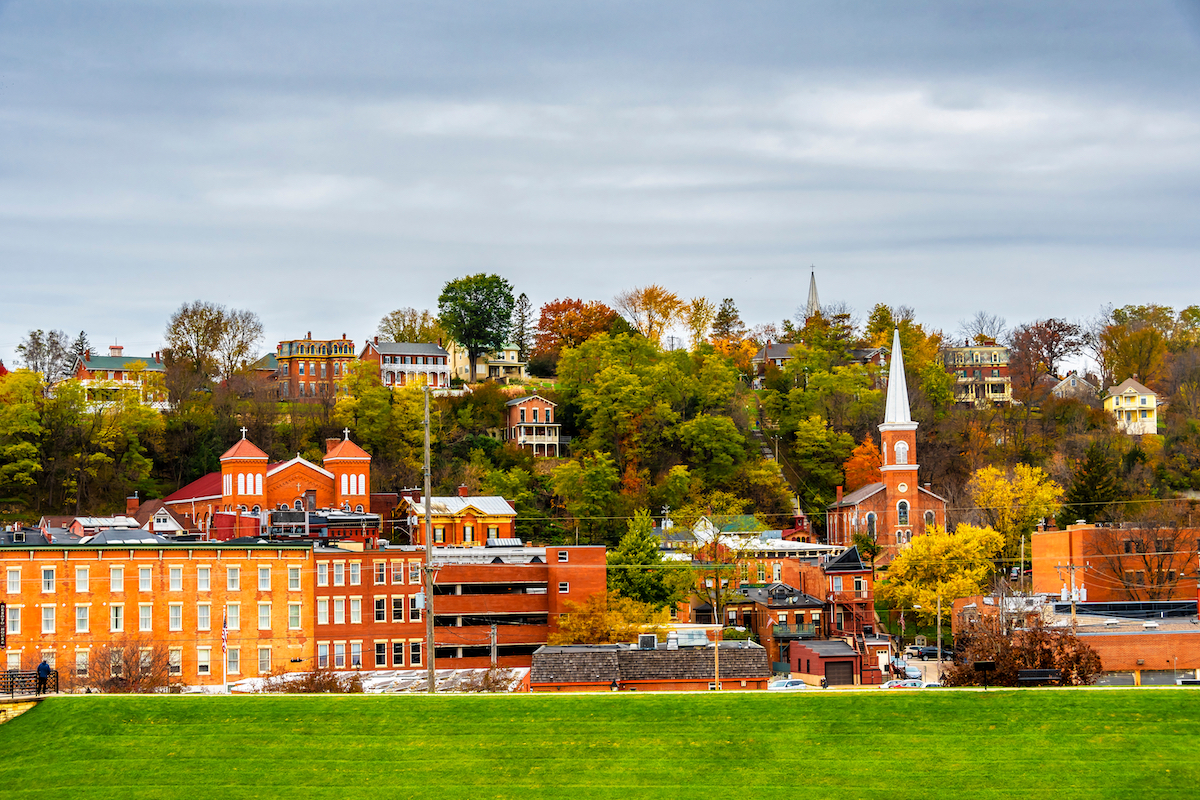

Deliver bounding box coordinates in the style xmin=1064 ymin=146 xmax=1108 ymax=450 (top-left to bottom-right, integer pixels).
xmin=2 ymin=1 xmax=1199 ymax=367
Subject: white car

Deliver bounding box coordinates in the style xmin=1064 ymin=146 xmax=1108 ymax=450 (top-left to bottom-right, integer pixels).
xmin=768 ymin=679 xmax=807 ymax=691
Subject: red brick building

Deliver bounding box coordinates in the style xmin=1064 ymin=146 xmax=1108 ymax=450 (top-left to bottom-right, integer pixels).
xmin=399 ymin=492 xmax=518 ymax=547
xmin=275 ymin=333 xmax=357 ymax=400
xmin=826 ymin=328 xmax=947 ymax=559
xmin=501 ymin=395 xmax=562 ymax=457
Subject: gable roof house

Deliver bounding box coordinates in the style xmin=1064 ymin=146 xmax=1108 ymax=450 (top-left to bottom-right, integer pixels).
xmin=1104 ymin=377 xmax=1159 ymax=435
xmin=68 ymin=345 xmax=168 ymax=409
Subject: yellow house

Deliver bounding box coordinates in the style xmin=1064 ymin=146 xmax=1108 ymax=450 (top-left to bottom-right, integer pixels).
xmin=1104 ymin=377 xmax=1158 ymax=435
xmin=446 ymin=341 xmax=527 ymax=383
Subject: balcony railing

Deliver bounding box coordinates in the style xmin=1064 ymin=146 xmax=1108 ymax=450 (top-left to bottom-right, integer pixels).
xmin=771 ymin=623 xmax=816 ymax=639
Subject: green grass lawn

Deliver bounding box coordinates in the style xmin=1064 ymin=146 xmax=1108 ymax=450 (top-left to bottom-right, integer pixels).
xmin=2 ymin=689 xmax=1198 ymax=799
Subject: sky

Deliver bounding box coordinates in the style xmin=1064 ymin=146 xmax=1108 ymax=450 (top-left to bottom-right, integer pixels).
xmin=2 ymin=1 xmax=1200 ymax=367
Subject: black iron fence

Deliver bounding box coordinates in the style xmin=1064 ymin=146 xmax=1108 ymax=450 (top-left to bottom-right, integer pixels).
xmin=1 ymin=669 xmax=59 ymax=698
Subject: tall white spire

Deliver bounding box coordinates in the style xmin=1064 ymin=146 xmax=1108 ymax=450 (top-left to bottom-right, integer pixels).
xmin=881 ymin=327 xmax=913 ymax=427
xmin=805 ymin=270 xmax=820 ymax=319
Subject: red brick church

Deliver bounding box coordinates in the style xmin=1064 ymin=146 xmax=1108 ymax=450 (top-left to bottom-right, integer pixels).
xmin=826 ymin=328 xmax=946 ymax=559
xmin=162 ymin=429 xmax=373 ymax=534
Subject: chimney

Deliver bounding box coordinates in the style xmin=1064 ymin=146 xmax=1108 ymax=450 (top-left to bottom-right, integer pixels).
xmin=307 ymin=331 xmax=312 ymax=340
xmin=154 ymin=351 xmax=161 ymax=363
xmin=374 ymin=336 xmax=379 ymax=345
xmin=457 ymin=484 xmax=469 ymax=498
xmin=84 ymin=348 xmax=91 ymax=361
xmin=110 ymin=344 xmax=123 ymax=357
xmin=126 ymin=492 xmax=139 ymax=515
xmin=923 ymin=482 xmax=931 ymax=491
xmin=835 ymin=485 xmax=843 ymax=505
xmin=326 ymin=438 xmax=340 ymax=454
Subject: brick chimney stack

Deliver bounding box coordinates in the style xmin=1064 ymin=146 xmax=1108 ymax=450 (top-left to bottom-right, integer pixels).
xmin=126 ymin=492 xmax=140 ymax=515
xmin=457 ymin=484 xmax=469 ymax=498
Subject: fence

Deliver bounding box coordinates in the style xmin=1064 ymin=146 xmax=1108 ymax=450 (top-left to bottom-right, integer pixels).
xmin=1 ymin=669 xmax=59 ymax=698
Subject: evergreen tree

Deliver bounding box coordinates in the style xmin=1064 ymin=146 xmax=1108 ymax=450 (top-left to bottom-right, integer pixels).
xmin=710 ymin=298 xmax=745 ymax=341
xmin=511 ymin=292 xmax=534 ymax=362
xmin=607 ymin=509 xmax=691 ymax=608
xmin=1061 ymin=442 xmax=1123 ymax=524
xmin=71 ymin=330 xmax=91 ymax=359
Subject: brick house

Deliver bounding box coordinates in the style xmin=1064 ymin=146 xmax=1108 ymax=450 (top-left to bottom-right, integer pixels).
xmin=501 ymin=395 xmax=562 ymax=457
xmin=274 ymin=333 xmax=357 ymax=401
xmin=358 ymin=338 xmax=451 ymax=389
xmin=826 ymin=329 xmax=947 ymax=559
xmin=398 ymin=491 xmax=518 ymax=547
xmin=941 ymin=339 xmax=1013 ymax=406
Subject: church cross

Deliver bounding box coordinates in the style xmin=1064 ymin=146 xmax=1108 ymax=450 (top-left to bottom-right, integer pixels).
xmin=240 ymin=426 xmax=248 ymax=440
xmin=343 ymin=427 xmax=351 ymax=440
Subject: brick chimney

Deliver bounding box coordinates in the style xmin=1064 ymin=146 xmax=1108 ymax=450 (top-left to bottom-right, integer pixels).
xmin=457 ymin=484 xmax=469 ymax=498
xmin=326 ymin=438 xmax=340 ymax=453
xmin=84 ymin=348 xmax=91 ymax=361
xmin=154 ymin=351 xmax=161 ymax=363
xmin=126 ymin=492 xmax=140 ymax=515
xmin=835 ymin=485 xmax=843 ymax=505
xmin=374 ymin=336 xmax=379 ymax=345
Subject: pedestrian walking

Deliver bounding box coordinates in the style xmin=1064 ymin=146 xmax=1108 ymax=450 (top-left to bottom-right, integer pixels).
xmin=36 ymin=659 xmax=51 ymax=695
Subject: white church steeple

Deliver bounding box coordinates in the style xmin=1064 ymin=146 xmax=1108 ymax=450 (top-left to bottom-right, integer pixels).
xmin=805 ymin=270 xmax=821 ymax=320
xmin=881 ymin=327 xmax=914 ymax=429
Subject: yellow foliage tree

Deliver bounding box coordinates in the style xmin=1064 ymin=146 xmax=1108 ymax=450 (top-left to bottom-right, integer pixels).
xmin=877 ymin=524 xmax=1004 ymax=625
xmin=966 ymin=464 xmax=1064 ymax=559
xmin=548 ymin=593 xmax=667 ymax=645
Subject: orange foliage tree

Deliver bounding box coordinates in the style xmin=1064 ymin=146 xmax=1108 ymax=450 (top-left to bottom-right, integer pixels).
xmin=843 ymin=437 xmax=882 ymax=491
xmin=534 ymin=298 xmax=619 ymax=357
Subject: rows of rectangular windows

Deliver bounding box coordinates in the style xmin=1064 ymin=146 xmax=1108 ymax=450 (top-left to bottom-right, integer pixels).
xmin=315 ymin=595 xmax=423 ymax=625
xmin=8 ymin=646 xmax=285 ymax=678
xmin=4 ymin=601 xmax=303 ymax=635
xmin=6 ymin=564 xmax=303 ymax=594
xmin=315 ymin=640 xmax=422 ymax=669
xmin=318 ymin=560 xmax=423 ymax=587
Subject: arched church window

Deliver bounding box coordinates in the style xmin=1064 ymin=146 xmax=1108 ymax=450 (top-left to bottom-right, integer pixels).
xmin=866 ymin=513 xmax=876 ymax=537
xmin=924 ymin=510 xmax=935 ymax=529
xmin=897 ymin=500 xmax=909 ymax=526
xmin=894 ymin=441 xmax=909 ymax=465
xmin=294 ymin=500 xmax=304 ymax=511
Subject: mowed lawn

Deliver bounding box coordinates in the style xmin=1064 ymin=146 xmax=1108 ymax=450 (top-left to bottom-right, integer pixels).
xmin=2 ymin=689 xmax=1198 ymax=799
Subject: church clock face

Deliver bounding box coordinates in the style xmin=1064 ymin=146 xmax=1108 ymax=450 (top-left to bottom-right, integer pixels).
xmin=898 ymin=483 xmax=908 ymax=493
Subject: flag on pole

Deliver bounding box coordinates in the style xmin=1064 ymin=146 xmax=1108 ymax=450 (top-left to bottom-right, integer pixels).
xmin=222 ymin=609 xmax=228 ymax=654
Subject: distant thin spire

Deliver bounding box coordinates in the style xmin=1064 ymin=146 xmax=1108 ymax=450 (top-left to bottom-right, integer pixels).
xmin=806 ymin=270 xmax=820 ymax=319
xmin=882 ymin=328 xmax=912 ymax=426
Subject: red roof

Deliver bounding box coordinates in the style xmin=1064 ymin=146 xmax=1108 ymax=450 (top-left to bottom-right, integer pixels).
xmin=325 ymin=438 xmax=371 ymax=461
xmin=163 ymin=472 xmax=223 ymax=503
xmin=220 ymin=438 xmax=269 ymax=461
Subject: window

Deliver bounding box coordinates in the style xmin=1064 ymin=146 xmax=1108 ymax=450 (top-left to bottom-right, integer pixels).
xmin=866 ymin=513 xmax=876 ymax=537
xmin=894 ymin=441 xmax=909 ymax=466
xmin=463 ymin=525 xmax=474 ymax=544
xmin=139 ymin=567 xmax=152 ymax=592
xmin=259 ymin=567 xmax=271 ymax=591
xmin=409 ymin=563 xmax=421 ymax=584
xmin=925 ymin=510 xmax=935 ymax=528
xmin=169 ymin=649 xmax=182 ymax=676
xmin=434 ymin=528 xmax=444 ymax=543
xmin=169 ymin=567 xmax=182 ymax=591
xmin=169 ymin=604 xmax=183 ymax=631
xmin=259 ymin=603 xmax=271 ymax=630
xmin=773 ymin=563 xmax=782 ymax=582
xmin=756 ymin=563 xmax=766 ymax=582
xmin=833 ymin=576 xmax=843 ymax=592
xmin=77 ymin=650 xmax=90 ymax=677
xmin=288 ymin=567 xmax=301 ymax=591
xmin=349 ymin=563 xmax=361 ymax=586
xmin=227 ymin=567 xmax=240 ymax=591
xmin=238 ymin=474 xmax=246 ymax=495
xmin=375 ymin=597 xmax=387 ymax=622
xmin=334 ymin=643 xmax=346 ymax=668
xmin=227 ymin=647 xmax=240 ymax=674
xmin=75 ymin=567 xmax=89 ymax=593
xmin=392 ymin=564 xmax=403 ymax=584
xmin=317 ymin=598 xmax=329 ymax=625
xmin=110 ymin=604 xmax=123 ymax=632
xmin=333 ymin=598 xmax=345 ymax=625
xmin=350 ymin=598 xmax=362 ymax=624
xmin=76 ymin=605 xmax=89 ymax=633
xmin=558 ymin=551 xmax=568 ymax=563
xmin=258 ymin=648 xmax=271 ymax=674
xmin=317 ymin=563 xmax=329 ymax=586
xmin=410 ymin=642 xmax=422 ymax=666
xmin=897 ymin=501 xmax=909 ymax=526
xmin=7 ymin=568 xmax=19 ymax=594
xmin=198 ymin=567 xmax=211 ymax=591
xmin=351 ymin=642 xmax=362 ymax=668
xmin=6 ymin=606 xmax=19 ymax=635
xmin=333 ymin=563 xmax=345 ymax=586
xmin=227 ymin=603 xmax=240 ymax=630
xmin=139 ymin=604 xmax=152 ymax=632
xmin=558 ymin=582 xmax=569 ymax=594
xmin=393 ymin=642 xmax=405 ymax=667
xmin=392 ymin=598 xmax=404 ymax=623
xmin=375 ymin=563 xmax=386 ymax=584
xmin=197 ymin=604 xmax=211 ymax=631
xmin=409 ymin=596 xmax=421 ymax=622
xmin=317 ymin=644 xmax=330 ymax=668
xmin=43 ymin=568 xmax=57 ymax=593
xmin=532 ymin=408 xmax=539 ymax=423
xmin=288 ymin=603 xmax=301 ymax=629
xmin=375 ymin=642 xmax=388 ymax=667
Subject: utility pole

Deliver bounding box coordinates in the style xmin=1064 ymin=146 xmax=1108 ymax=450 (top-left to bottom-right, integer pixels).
xmin=1020 ymin=537 xmax=1026 ymax=595
xmin=423 ymin=386 xmax=436 ymax=693
xmin=713 ymin=627 xmax=721 ymax=691
xmin=936 ymin=590 xmax=943 ymax=677
xmin=490 ymin=624 xmax=498 ymax=666
xmin=1055 ymin=562 xmax=1089 ymax=633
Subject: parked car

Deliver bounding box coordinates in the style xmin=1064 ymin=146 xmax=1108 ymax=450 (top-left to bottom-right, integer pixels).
xmin=921 ymin=681 xmax=944 ymax=688
xmin=768 ymin=679 xmax=807 ymax=692
xmin=903 ymin=664 xmax=922 ymax=680
xmin=915 ymin=646 xmax=954 ymax=661
xmin=883 ymin=679 xmax=924 ymax=689
xmin=902 ymin=645 xmax=923 ymax=658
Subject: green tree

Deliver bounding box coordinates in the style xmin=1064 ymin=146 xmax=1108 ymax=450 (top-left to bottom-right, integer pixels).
xmin=437 ymin=274 xmax=516 ymax=382
xmin=550 ymin=451 xmax=622 ymax=545
xmin=511 ymin=292 xmax=534 ymax=362
xmin=607 ymin=509 xmax=692 ymax=608
xmin=1060 ymin=441 xmax=1123 ymax=524
xmin=0 ymin=370 xmax=45 ymax=500
xmin=677 ymin=415 xmax=745 ymax=483
xmin=710 ymin=298 xmax=746 ymax=342
xmin=377 ymin=307 xmax=445 ymax=343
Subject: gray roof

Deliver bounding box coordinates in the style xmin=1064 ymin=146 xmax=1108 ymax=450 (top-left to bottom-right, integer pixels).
xmin=829 ymin=482 xmax=885 ymax=508
xmin=1105 ymin=377 xmax=1155 ymax=399
xmin=824 ymin=545 xmax=866 ymax=573
xmin=738 ymin=582 xmax=824 ymax=608
xmin=371 ymin=341 xmax=449 ymax=357
xmin=753 ymin=342 xmax=795 ymax=361
xmin=804 ymin=640 xmax=860 ymax=657
xmin=505 ymin=394 xmax=556 ymax=407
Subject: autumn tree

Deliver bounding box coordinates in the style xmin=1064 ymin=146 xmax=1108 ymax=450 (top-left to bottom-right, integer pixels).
xmin=437 ymin=273 xmax=516 ymax=382
xmin=956 ymin=311 xmax=1007 ymax=345
xmin=966 ymin=464 xmax=1064 ymax=559
xmin=711 ymin=298 xmax=746 ymax=342
xmin=548 ymin=593 xmax=666 ymax=645
xmin=613 ymin=284 xmax=683 ymax=344
xmin=843 ymin=437 xmax=882 ymax=492
xmin=1008 ymin=318 xmax=1083 ymax=402
xmin=533 ymin=298 xmax=618 ymax=361
xmin=942 ymin=617 xmax=1101 ymax=687
xmin=377 ymin=307 xmax=445 ymax=343
xmin=1084 ymin=504 xmax=1198 ymax=601
xmin=164 ymin=301 xmax=225 ymax=379
xmin=607 ymin=509 xmax=693 ymax=608
xmin=81 ymin=636 xmax=175 ymax=693
xmin=683 ymin=297 xmax=717 ymax=351
xmin=215 ymin=308 xmax=264 ymax=381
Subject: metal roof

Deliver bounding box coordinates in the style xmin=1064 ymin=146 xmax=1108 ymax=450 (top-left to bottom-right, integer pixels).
xmin=406 ymin=496 xmax=516 ymax=517
xmin=372 ymin=341 xmax=449 ymax=357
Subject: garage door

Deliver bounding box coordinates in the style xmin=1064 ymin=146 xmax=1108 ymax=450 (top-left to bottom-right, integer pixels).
xmin=825 ymin=661 xmax=855 ymax=685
